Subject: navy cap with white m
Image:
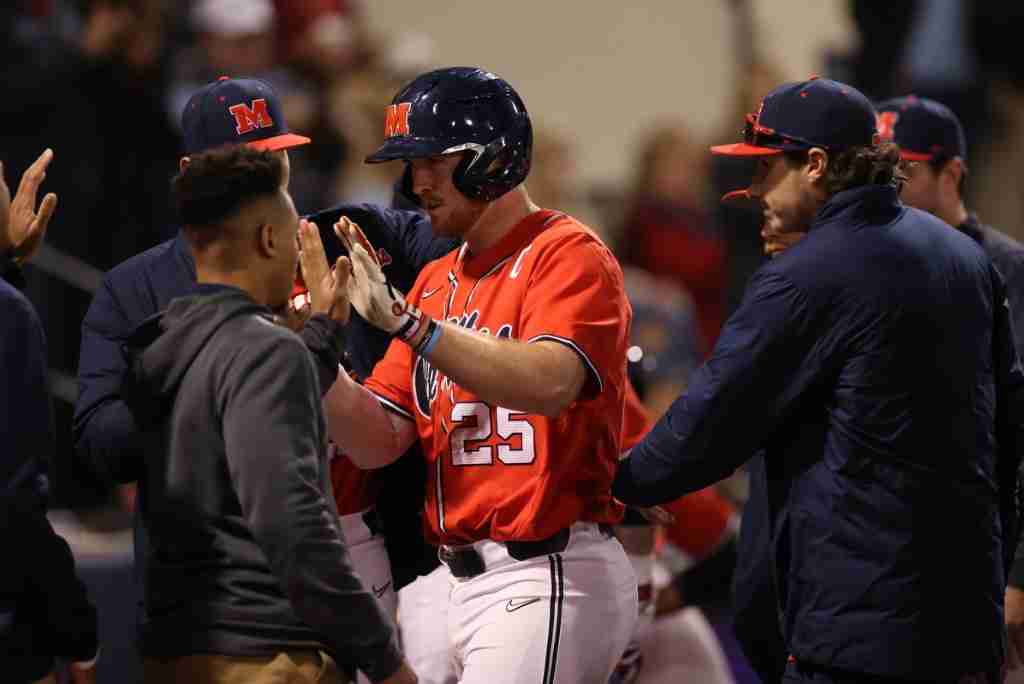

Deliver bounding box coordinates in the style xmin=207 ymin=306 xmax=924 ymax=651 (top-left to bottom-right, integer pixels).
xmin=181 ymin=76 xmax=311 ymax=155
xmin=712 ymin=77 xmax=879 ymax=157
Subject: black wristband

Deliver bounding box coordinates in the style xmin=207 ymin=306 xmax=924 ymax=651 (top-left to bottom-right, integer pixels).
xmin=299 ymin=314 xmax=347 ymax=396
xmin=412 ymin=318 xmax=436 ymax=355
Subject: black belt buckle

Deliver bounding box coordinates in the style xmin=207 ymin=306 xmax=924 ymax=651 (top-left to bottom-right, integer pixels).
xmin=439 ymin=544 xmax=486 ymax=578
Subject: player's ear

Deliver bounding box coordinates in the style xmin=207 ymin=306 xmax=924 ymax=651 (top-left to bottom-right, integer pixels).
xmin=806 ymin=147 xmax=829 ymax=184
xmin=257 ymin=222 xmax=275 ymax=258
xmin=942 ymin=157 xmax=965 ymax=194
xmin=179 ymin=156 xmax=190 ymax=172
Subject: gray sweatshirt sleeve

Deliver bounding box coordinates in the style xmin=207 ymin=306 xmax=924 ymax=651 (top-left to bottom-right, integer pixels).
xmin=221 ymin=331 xmax=402 ymax=682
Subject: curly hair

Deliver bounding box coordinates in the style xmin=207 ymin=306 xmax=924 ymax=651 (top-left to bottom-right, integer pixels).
xmin=172 ymin=145 xmax=283 ymax=227
xmin=786 ymin=142 xmax=906 ymax=195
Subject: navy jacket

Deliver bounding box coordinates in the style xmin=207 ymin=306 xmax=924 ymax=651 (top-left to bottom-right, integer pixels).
xmin=2 ymin=259 xmax=98 ymax=682
xmin=73 ymin=204 xmax=457 ymax=586
xmin=614 ymin=185 xmax=1024 ymax=680
xmin=960 ymin=215 xmax=1024 ymax=587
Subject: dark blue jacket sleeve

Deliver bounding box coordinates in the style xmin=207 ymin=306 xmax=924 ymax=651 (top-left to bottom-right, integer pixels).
xmin=1 ymin=280 xmax=52 ymax=498
xmin=1 ymin=278 xmax=98 ymax=673
xmin=307 ymin=203 xmax=457 ymax=289
xmin=989 ymin=265 xmax=1024 ymax=584
xmin=613 ymin=269 xmax=818 ymax=506
xmin=73 ymin=275 xmax=146 ymax=483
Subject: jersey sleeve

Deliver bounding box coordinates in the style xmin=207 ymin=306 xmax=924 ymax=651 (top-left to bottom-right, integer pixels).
xmin=520 ymin=231 xmax=631 ymax=399
xmin=363 ymin=337 xmax=416 ymax=421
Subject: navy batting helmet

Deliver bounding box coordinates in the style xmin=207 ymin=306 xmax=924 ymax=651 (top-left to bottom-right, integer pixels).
xmin=365 ymin=66 xmax=532 ymax=201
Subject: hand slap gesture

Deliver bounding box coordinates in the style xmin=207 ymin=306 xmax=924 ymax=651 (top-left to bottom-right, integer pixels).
xmin=3 ymin=149 xmax=58 ymax=265
xmin=334 ymin=216 xmax=411 ymax=334
xmin=298 ymin=218 xmax=352 ymax=324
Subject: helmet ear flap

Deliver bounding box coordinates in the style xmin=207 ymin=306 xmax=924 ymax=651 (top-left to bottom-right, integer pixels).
xmin=452 ymin=142 xmax=505 ymax=201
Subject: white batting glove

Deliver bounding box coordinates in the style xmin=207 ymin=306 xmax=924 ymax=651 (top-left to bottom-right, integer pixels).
xmin=334 ymin=217 xmax=426 ymax=342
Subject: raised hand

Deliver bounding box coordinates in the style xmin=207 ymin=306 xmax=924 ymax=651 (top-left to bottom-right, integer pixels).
xmin=3 ymin=149 xmax=58 ymax=265
xmin=298 ymin=218 xmax=352 ymax=324
xmin=334 ymin=217 xmax=411 ymax=335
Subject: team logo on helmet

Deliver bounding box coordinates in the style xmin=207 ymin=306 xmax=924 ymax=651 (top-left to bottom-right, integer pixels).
xmin=384 ymin=103 xmax=412 ymax=138
xmin=229 ymin=99 xmax=275 ymax=135
xmin=876 ymin=111 xmax=899 ymax=143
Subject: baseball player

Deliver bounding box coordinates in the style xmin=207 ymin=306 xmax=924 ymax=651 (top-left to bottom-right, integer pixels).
xmin=323 ymin=66 xmax=637 ymax=684
xmin=392 ymin=376 xmax=736 ymax=684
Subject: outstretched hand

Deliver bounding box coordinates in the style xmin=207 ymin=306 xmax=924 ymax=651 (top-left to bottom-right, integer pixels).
xmin=335 ymin=216 xmax=410 ymax=334
xmin=298 ymin=218 xmax=352 ymax=324
xmin=2 ymin=149 xmax=58 ymax=265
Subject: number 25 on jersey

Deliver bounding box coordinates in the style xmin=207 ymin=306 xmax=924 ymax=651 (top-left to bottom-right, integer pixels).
xmin=449 ymin=402 xmax=536 ymax=466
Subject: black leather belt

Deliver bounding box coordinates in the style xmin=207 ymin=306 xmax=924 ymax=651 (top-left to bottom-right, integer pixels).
xmin=439 ymin=524 xmax=614 ymax=579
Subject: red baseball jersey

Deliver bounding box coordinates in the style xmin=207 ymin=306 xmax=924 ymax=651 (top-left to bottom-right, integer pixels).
xmin=329 ymin=443 xmax=380 ymax=515
xmin=365 ymin=210 xmax=631 ymax=545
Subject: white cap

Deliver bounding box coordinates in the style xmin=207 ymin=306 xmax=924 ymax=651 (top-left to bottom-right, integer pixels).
xmin=192 ymin=0 xmax=275 ymax=37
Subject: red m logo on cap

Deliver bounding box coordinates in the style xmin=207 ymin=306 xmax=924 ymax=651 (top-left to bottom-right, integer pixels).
xmin=876 ymin=111 xmax=899 ymax=143
xmin=229 ymin=99 xmax=275 ymax=135
xmin=384 ymin=103 xmax=412 ymax=138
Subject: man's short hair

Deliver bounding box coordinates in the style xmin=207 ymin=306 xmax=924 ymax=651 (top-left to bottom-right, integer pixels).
xmin=172 ymin=145 xmax=284 ymax=227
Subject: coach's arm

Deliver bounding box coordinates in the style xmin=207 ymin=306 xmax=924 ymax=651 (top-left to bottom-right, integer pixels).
xmin=73 ymin=275 xmax=147 ymax=484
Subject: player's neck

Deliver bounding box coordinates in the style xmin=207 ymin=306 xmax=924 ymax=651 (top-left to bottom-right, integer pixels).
xmin=940 ymin=199 xmax=969 ymax=230
xmin=195 ymin=263 xmax=275 ymax=309
xmin=463 ymin=187 xmax=541 ymax=254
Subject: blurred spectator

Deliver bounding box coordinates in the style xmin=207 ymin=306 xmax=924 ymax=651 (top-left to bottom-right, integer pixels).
xmin=620 ymin=121 xmax=727 ymax=354
xmin=167 ymin=0 xmax=285 ymax=120
xmin=527 ymin=126 xmax=607 ymax=238
xmin=271 ymin=0 xmax=375 ymax=212
xmin=332 ymin=68 xmax=410 ymax=206
xmin=623 ymin=266 xmax=701 ymax=420
xmin=0 ymin=0 xmax=181 ymax=508
xmin=330 ymin=29 xmax=441 ymax=207
xmin=968 ymin=6 xmax=1024 ymax=242
xmin=274 ymin=0 xmax=369 ymax=82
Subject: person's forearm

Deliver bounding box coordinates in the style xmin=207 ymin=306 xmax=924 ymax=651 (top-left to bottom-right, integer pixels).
xmin=73 ymin=400 xmax=144 ymax=484
xmin=15 ymin=497 xmax=99 ymax=661
xmin=612 ymin=394 xmax=749 ymax=506
xmin=323 ymin=372 xmax=412 ymax=468
xmin=420 ymin=322 xmax=582 ymax=417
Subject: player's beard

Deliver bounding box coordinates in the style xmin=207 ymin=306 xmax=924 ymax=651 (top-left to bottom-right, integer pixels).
xmin=423 ymin=193 xmax=486 ymax=239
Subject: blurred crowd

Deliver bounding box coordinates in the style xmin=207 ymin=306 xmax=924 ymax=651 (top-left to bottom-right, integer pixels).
xmin=2 ymin=0 xmax=1024 ymax=517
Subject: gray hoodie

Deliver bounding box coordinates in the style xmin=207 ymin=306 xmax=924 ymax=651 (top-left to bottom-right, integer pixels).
xmin=124 ymin=284 xmax=401 ymax=681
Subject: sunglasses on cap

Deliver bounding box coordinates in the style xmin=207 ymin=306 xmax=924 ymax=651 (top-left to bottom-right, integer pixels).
xmin=743 ymin=113 xmax=824 ymax=151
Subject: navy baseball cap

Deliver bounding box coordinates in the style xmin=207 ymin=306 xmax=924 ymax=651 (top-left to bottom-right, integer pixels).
xmin=181 ymin=76 xmax=311 ymax=155
xmin=712 ymin=77 xmax=879 ymax=157
xmin=874 ymin=95 xmax=966 ymax=162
